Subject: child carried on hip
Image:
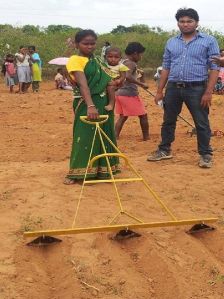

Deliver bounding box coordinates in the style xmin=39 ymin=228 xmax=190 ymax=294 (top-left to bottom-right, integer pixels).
xmin=104 ymin=46 xmax=129 ymax=111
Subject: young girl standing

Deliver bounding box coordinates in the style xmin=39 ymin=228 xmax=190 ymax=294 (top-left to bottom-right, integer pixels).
xmin=115 ymin=42 xmax=149 ymax=141
xmin=15 ymin=46 xmax=32 ymax=93
xmin=28 ymin=46 xmax=42 ymax=92
xmin=4 ymin=54 xmax=18 ymax=93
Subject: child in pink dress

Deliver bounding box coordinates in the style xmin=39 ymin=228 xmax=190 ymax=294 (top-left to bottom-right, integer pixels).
xmin=4 ymin=54 xmax=18 ymax=93
xmin=115 ymin=42 xmax=149 ymax=140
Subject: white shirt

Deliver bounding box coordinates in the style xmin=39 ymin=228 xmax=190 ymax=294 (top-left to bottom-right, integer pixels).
xmin=15 ymin=53 xmax=30 ymax=67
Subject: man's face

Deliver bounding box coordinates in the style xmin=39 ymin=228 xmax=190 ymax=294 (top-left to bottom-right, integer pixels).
xmin=177 ymin=16 xmax=198 ymax=35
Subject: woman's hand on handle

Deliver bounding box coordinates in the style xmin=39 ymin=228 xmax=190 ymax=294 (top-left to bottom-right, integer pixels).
xmin=87 ymin=106 xmax=99 ymax=120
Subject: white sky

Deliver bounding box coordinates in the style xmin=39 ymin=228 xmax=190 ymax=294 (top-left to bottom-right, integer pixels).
xmin=1 ymin=0 xmax=224 ymax=33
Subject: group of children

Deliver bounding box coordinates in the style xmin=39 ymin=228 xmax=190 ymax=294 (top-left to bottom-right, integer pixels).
xmin=100 ymin=42 xmax=150 ymax=140
xmin=1 ymin=46 xmax=42 ymax=93
xmin=1 ymin=38 xmax=150 ymax=140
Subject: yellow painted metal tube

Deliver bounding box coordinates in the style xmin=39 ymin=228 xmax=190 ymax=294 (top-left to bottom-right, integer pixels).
xmin=72 ymin=126 xmax=98 ymax=227
xmin=99 ymin=126 xmax=178 ymax=221
xmin=80 ymin=115 xmax=109 ymax=125
xmin=109 ymin=211 xmax=121 ymax=225
xmin=84 ymin=178 xmax=143 ymax=184
xmin=96 ymin=125 xmax=124 ymax=212
xmin=89 ymin=153 xmax=129 ymax=168
xmin=123 ymin=211 xmax=143 ymax=223
xmin=24 ymin=217 xmax=218 ymax=238
xmin=99 ymin=127 xmax=123 ymax=154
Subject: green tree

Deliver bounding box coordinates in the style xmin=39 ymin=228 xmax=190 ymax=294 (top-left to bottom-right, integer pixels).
xmin=129 ymin=24 xmax=150 ymax=34
xmin=22 ymin=25 xmax=40 ymax=34
xmin=46 ymin=25 xmax=75 ymax=33
xmin=0 ymin=24 xmax=13 ymax=32
xmin=111 ymin=25 xmax=131 ymax=34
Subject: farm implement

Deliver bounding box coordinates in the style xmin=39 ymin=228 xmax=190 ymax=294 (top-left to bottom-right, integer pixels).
xmin=24 ymin=115 xmax=217 ymax=246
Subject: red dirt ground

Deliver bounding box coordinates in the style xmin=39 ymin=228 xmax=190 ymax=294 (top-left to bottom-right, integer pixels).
xmin=0 ymin=80 xmax=224 ymax=299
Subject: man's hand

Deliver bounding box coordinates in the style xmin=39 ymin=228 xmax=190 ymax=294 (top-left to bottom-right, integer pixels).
xmin=201 ymin=92 xmax=212 ymax=108
xmin=154 ymin=91 xmax=164 ymax=105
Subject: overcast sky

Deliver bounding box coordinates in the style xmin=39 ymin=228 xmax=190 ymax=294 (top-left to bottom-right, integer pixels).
xmin=1 ymin=0 xmax=224 ymax=33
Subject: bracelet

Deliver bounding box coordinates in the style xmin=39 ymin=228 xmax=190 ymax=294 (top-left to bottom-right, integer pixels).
xmin=88 ymin=104 xmax=95 ymax=108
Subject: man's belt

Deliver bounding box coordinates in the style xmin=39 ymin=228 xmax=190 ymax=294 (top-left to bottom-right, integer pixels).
xmin=168 ymin=81 xmax=207 ymax=88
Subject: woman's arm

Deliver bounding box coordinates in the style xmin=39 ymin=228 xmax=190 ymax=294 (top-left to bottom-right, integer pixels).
xmin=71 ymin=71 xmax=99 ymax=119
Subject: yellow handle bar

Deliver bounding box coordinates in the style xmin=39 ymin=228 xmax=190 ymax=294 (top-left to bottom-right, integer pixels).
xmin=89 ymin=153 xmax=129 ymax=167
xmin=80 ymin=115 xmax=109 ymax=125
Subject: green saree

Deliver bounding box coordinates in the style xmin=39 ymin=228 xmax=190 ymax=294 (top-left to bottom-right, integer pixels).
xmin=67 ymin=56 xmax=120 ymax=179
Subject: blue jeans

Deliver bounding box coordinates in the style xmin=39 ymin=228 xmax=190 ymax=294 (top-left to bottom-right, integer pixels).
xmin=159 ymin=83 xmax=212 ymax=156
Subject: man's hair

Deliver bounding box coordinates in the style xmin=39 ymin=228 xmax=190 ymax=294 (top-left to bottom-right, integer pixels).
xmin=75 ymin=29 xmax=97 ymax=43
xmin=105 ymin=46 xmax=121 ymax=56
xmin=125 ymin=42 xmax=145 ymax=55
xmin=57 ymin=68 xmax=63 ymax=73
xmin=175 ymin=8 xmax=199 ymax=22
xmin=220 ymin=49 xmax=224 ymax=53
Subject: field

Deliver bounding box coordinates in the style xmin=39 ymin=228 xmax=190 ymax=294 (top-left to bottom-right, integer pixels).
xmin=0 ymin=80 xmax=224 ymax=299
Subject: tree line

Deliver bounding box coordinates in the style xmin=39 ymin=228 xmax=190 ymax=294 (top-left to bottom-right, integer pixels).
xmin=0 ymin=24 xmax=224 ymax=77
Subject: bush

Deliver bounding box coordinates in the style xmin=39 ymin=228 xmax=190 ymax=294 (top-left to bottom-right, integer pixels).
xmin=0 ymin=24 xmax=223 ymax=78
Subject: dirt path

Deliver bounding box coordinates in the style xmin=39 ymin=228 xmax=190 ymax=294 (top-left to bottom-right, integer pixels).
xmin=0 ymin=81 xmax=224 ymax=299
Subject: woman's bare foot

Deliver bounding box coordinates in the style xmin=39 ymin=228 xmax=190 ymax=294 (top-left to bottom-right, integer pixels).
xmin=104 ymin=104 xmax=114 ymax=111
xmin=63 ymin=178 xmax=77 ymax=185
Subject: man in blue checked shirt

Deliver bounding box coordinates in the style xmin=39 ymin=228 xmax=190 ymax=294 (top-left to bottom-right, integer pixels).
xmin=147 ymin=8 xmax=220 ymax=168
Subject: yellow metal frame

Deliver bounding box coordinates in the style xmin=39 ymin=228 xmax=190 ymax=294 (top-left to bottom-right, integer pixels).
xmin=24 ymin=115 xmax=218 ymax=239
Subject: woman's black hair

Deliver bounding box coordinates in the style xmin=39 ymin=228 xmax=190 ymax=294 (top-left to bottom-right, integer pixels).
xmin=125 ymin=42 xmax=145 ymax=55
xmin=75 ymin=29 xmax=97 ymax=43
xmin=175 ymin=8 xmax=199 ymax=22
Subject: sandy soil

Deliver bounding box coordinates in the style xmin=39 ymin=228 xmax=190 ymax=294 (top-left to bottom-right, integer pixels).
xmin=0 ymin=80 xmax=224 ymax=299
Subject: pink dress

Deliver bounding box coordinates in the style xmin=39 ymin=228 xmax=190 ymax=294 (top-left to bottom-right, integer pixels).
xmin=115 ymin=59 xmax=146 ymax=116
xmin=115 ymin=95 xmax=146 ymax=116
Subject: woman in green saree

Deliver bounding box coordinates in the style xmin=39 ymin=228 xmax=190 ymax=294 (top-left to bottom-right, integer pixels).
xmin=64 ymin=30 xmax=120 ymax=184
